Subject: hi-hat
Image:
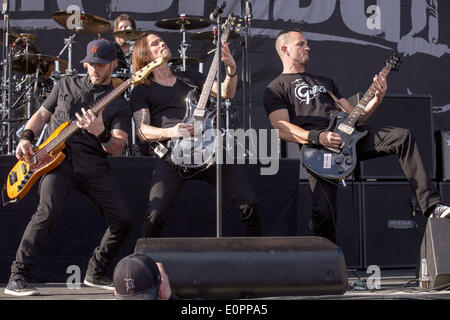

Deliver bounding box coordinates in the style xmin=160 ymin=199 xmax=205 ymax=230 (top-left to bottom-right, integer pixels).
xmin=18 ymin=33 xmax=38 ymax=41
xmin=169 ymin=57 xmax=202 ymax=66
xmin=113 ymin=29 xmax=145 ymax=41
xmin=51 ymin=10 xmax=110 ymax=34
xmin=156 ymin=17 xmax=210 ymax=30
xmin=191 ymin=30 xmax=240 ymax=42
xmin=13 ymin=53 xmax=67 ymax=75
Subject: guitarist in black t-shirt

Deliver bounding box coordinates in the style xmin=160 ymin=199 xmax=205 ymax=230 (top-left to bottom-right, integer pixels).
xmin=263 ymin=29 xmax=450 ymax=243
xmin=130 ymin=31 xmax=261 ymax=239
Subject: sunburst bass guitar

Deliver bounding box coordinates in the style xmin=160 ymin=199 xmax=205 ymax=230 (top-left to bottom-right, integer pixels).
xmin=5 ymin=57 xmax=163 ymax=202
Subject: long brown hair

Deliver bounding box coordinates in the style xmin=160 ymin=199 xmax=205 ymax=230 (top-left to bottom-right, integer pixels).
xmin=131 ymin=32 xmax=160 ymax=86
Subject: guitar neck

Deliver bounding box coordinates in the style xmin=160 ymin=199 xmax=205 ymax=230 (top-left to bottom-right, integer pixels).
xmin=43 ymin=79 xmax=131 ymax=152
xmin=196 ymin=30 xmax=231 ymax=111
xmin=345 ymin=66 xmax=390 ymax=127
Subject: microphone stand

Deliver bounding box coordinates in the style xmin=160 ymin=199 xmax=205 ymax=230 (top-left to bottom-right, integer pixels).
xmin=214 ymin=14 xmax=223 ymax=238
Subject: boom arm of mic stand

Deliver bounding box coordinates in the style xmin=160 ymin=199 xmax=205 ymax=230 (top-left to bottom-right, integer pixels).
xmin=215 ymin=17 xmax=223 ymax=238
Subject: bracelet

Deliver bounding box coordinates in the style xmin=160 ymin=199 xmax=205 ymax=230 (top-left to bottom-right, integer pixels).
xmin=226 ymin=68 xmax=237 ymax=78
xmin=307 ymin=130 xmax=322 ymax=146
xmin=96 ymin=128 xmax=112 ymax=143
xmin=20 ymin=129 xmax=35 ymax=142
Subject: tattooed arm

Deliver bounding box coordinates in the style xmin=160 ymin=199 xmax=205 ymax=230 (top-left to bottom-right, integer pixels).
xmin=133 ymin=108 xmax=194 ymax=141
xmin=101 ymin=129 xmax=128 ymax=156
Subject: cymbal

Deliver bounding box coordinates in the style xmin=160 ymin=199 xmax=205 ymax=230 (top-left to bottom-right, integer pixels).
xmin=191 ymin=30 xmax=240 ymax=42
xmin=15 ymin=53 xmax=64 ymax=63
xmin=13 ymin=53 xmax=67 ymax=75
xmin=156 ymin=17 xmax=210 ymax=30
xmin=18 ymin=33 xmax=38 ymax=40
xmin=51 ymin=10 xmax=110 ymax=34
xmin=169 ymin=57 xmax=202 ymax=66
xmin=113 ymin=29 xmax=145 ymax=41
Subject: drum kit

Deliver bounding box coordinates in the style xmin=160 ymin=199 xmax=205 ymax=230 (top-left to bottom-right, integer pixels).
xmin=0 ymin=10 xmax=241 ymax=155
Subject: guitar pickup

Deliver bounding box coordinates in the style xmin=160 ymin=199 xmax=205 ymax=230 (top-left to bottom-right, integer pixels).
xmin=8 ymin=171 xmax=17 ymax=185
xmin=21 ymin=162 xmax=28 ymax=175
xmin=193 ymin=109 xmax=206 ymax=118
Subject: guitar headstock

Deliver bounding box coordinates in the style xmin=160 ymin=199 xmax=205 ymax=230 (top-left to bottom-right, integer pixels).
xmin=222 ymin=14 xmax=238 ymax=33
xmin=131 ymin=57 xmax=164 ymax=85
xmin=385 ymin=52 xmax=402 ymax=72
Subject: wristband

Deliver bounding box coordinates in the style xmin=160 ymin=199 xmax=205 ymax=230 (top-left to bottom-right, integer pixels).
xmin=96 ymin=128 xmax=112 ymax=143
xmin=226 ymin=68 xmax=237 ymax=78
xmin=307 ymin=130 xmax=322 ymax=146
xmin=20 ymin=129 xmax=35 ymax=142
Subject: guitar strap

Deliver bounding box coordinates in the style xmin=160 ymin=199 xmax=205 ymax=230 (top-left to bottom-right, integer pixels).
xmin=302 ymin=75 xmax=346 ymax=112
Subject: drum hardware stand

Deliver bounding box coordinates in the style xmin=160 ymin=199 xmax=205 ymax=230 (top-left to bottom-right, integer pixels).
xmin=1 ymin=0 xmax=13 ymax=154
xmin=178 ymin=14 xmax=189 ymax=72
xmin=240 ymin=0 xmax=252 ymax=132
xmin=55 ymin=33 xmax=77 ymax=76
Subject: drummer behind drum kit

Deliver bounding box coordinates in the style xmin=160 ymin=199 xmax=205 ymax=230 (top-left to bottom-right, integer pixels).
xmin=0 ymin=10 xmax=241 ymax=155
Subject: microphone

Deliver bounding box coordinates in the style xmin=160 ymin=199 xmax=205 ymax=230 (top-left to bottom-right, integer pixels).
xmin=209 ymin=1 xmax=226 ymax=21
xmin=245 ymin=1 xmax=252 ymax=25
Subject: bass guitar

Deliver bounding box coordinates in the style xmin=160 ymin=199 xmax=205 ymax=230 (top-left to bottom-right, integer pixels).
xmin=301 ymin=53 xmax=401 ymax=181
xmin=5 ymin=57 xmax=163 ymax=202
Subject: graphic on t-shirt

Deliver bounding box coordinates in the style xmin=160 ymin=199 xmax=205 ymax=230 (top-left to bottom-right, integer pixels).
xmin=292 ymin=79 xmax=326 ymax=104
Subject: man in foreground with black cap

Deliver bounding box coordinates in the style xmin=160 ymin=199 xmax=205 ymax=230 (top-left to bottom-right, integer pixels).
xmin=113 ymin=253 xmax=176 ymax=300
xmin=4 ymin=39 xmax=133 ymax=296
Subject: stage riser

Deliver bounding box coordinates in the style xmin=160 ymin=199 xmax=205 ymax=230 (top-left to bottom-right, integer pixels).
xmin=134 ymin=237 xmax=348 ymax=299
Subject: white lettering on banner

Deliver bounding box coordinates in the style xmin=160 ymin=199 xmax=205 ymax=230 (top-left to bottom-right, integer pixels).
xmin=273 ymin=0 xmax=336 ymax=24
xmin=109 ymin=0 xmax=172 ymax=13
xmin=366 ymin=5 xmax=381 ymax=30
xmin=65 ymin=5 xmax=81 ymax=31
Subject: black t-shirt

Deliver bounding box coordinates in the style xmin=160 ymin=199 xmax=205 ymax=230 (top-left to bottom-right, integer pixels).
xmin=263 ymin=73 xmax=343 ymax=131
xmin=42 ymin=76 xmax=131 ymax=173
xmin=130 ymin=70 xmax=206 ymax=129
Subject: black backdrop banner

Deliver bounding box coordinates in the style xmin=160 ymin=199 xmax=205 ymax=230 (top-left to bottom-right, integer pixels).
xmin=2 ymin=0 xmax=449 ymax=131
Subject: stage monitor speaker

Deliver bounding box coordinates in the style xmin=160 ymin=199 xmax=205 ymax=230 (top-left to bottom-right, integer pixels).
xmin=359 ymin=95 xmax=435 ymax=179
xmin=362 ymin=182 xmax=429 ymax=268
xmin=420 ymin=219 xmax=450 ymax=288
xmin=134 ymin=237 xmax=348 ymax=299
xmin=297 ymin=182 xmax=362 ymax=269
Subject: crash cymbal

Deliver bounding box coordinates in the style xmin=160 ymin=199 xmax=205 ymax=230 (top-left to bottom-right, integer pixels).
xmin=156 ymin=17 xmax=210 ymax=30
xmin=169 ymin=57 xmax=202 ymax=66
xmin=191 ymin=30 xmax=240 ymax=42
xmin=113 ymin=29 xmax=145 ymax=41
xmin=13 ymin=53 xmax=68 ymax=76
xmin=0 ymin=29 xmax=19 ymax=46
xmin=15 ymin=53 xmax=63 ymax=63
xmin=51 ymin=10 xmax=110 ymax=34
xmin=18 ymin=33 xmax=38 ymax=40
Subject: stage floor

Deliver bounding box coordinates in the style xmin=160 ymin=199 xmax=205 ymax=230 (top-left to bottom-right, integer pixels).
xmin=1 ymin=269 xmax=449 ymax=300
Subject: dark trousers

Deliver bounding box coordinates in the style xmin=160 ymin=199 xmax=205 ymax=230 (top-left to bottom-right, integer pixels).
xmin=308 ymin=125 xmax=441 ymax=243
xmin=141 ymin=160 xmax=261 ymax=237
xmin=10 ymin=160 xmax=133 ymax=280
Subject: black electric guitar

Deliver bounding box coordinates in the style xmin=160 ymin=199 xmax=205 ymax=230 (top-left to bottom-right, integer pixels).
xmin=301 ymin=53 xmax=402 ymax=181
xmin=150 ymin=14 xmax=238 ymax=178
xmin=5 ymin=57 xmax=163 ymax=202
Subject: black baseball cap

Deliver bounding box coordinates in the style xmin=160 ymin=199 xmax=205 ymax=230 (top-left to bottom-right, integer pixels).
xmin=80 ymin=39 xmax=118 ymax=64
xmin=113 ymin=253 xmax=161 ymax=300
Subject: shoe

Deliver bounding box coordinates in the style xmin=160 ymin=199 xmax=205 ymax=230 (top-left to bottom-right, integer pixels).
xmin=4 ymin=278 xmax=40 ymax=296
xmin=83 ymin=273 xmax=115 ymax=291
xmin=429 ymin=204 xmax=450 ymax=218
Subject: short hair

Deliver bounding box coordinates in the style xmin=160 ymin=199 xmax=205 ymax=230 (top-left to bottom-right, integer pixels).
xmin=275 ymin=29 xmax=303 ymax=57
xmin=113 ymin=14 xmax=136 ymax=32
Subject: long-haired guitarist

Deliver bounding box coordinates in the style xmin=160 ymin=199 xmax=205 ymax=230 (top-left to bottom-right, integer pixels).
xmin=130 ymin=32 xmax=261 ymax=238
xmin=4 ymin=39 xmax=134 ymax=296
xmin=263 ymin=29 xmax=450 ymax=243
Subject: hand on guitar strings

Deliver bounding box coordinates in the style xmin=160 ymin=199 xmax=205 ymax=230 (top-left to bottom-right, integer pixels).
xmin=75 ymin=108 xmax=105 ymax=136
xmin=372 ymin=72 xmax=387 ymax=103
xmin=220 ymin=40 xmax=237 ymax=75
xmin=16 ymin=139 xmax=34 ymax=162
xmin=319 ymin=131 xmax=342 ymax=149
xmin=171 ymin=122 xmax=195 ymax=138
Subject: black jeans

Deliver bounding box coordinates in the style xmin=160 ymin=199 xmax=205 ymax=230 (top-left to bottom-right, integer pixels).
xmin=10 ymin=159 xmax=133 ymax=280
xmin=141 ymin=160 xmax=261 ymax=237
xmin=307 ymin=125 xmax=441 ymax=243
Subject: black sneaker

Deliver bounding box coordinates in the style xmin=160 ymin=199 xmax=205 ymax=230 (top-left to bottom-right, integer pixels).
xmin=83 ymin=273 xmax=115 ymax=291
xmin=429 ymin=204 xmax=450 ymax=218
xmin=4 ymin=278 xmax=40 ymax=296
